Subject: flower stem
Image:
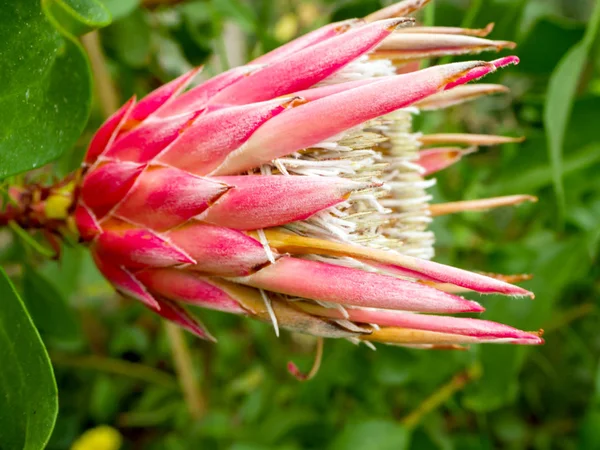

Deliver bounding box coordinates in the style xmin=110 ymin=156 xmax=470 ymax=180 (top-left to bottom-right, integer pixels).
xmin=164 ymin=322 xmax=206 ymax=419
xmin=288 ymin=337 xmax=324 ymax=381
xmin=401 ymin=364 xmax=480 ymax=429
xmin=81 ymin=31 xmax=119 ymax=118
xmin=51 ymin=352 xmax=177 ymax=388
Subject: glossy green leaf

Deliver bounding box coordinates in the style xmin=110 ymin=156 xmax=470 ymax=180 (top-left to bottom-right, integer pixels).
xmin=578 ymin=363 xmax=600 ymax=450
xmin=104 ymin=9 xmax=151 ymax=68
xmin=0 ymin=0 xmax=110 ymax=180
xmin=544 ymin=0 xmax=600 ymax=223
xmin=43 ymin=0 xmax=111 ymax=36
xmin=488 ymin=143 xmax=600 ymax=195
xmin=23 ymin=265 xmax=81 ymax=343
xmin=100 ymin=0 xmax=139 ymax=21
xmin=0 ymin=269 xmax=58 ymax=449
xmin=464 ymin=236 xmax=590 ymax=412
xmin=329 ymin=420 xmax=411 ymax=450
xmin=8 ymin=221 xmax=56 ymax=258
xmin=211 ymin=0 xmax=257 ymax=33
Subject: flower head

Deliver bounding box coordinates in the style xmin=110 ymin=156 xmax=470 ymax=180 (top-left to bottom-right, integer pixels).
xmin=74 ymin=0 xmax=543 ymax=349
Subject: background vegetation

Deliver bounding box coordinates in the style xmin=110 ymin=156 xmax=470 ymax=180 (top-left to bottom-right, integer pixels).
xmin=1 ymin=0 xmax=599 ymax=448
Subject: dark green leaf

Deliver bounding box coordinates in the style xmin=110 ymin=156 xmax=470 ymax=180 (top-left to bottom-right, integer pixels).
xmin=0 ymin=269 xmax=58 ymax=449
xmin=329 ymin=420 xmax=411 ymax=450
xmin=100 ymin=0 xmax=139 ymax=21
xmin=43 ymin=0 xmax=111 ymax=36
xmin=578 ymin=363 xmax=600 ymax=450
xmin=0 ymin=0 xmax=110 ymax=180
xmin=488 ymin=143 xmax=600 ymax=195
xmin=104 ymin=9 xmax=151 ymax=68
xmin=211 ymin=0 xmax=257 ymax=33
xmin=23 ymin=265 xmax=81 ymax=344
xmin=543 ymin=0 xmax=600 ymax=223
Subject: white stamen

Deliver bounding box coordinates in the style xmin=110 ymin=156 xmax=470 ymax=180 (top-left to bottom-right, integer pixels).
xmin=260 ymin=289 xmax=279 ymax=337
xmin=362 ymin=340 xmax=377 ymax=351
xmin=256 ymin=228 xmax=276 ymax=264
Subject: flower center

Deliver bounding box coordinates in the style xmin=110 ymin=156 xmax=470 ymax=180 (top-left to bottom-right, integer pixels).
xmin=259 ymin=56 xmax=437 ymax=260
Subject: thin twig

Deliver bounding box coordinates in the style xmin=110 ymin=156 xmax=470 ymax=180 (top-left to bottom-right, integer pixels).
xmin=81 ymin=31 xmax=120 ymax=118
xmin=51 ymin=352 xmax=177 ymax=388
xmin=164 ymin=322 xmax=206 ymax=419
xmin=401 ymin=364 xmax=480 ymax=429
xmin=544 ymin=303 xmax=596 ymax=333
xmin=288 ymin=337 xmax=324 ymax=381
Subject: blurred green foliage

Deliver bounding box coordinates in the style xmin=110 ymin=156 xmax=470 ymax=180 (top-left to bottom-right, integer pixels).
xmin=1 ymin=0 xmax=600 ymax=448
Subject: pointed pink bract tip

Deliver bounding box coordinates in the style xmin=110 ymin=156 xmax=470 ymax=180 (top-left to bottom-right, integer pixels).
xmin=493 ymin=55 xmax=520 ymax=68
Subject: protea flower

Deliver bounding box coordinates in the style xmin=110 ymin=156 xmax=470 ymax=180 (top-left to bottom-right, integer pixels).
xmin=7 ymin=0 xmax=543 ymax=350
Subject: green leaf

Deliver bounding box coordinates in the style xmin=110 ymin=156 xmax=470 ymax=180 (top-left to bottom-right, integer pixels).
xmin=0 ymin=269 xmax=58 ymax=449
xmin=329 ymin=420 xmax=411 ymax=450
xmin=43 ymin=0 xmax=111 ymax=36
xmin=104 ymin=9 xmax=151 ymax=68
xmin=100 ymin=0 xmax=139 ymax=21
xmin=211 ymin=0 xmax=257 ymax=33
xmin=0 ymin=0 xmax=110 ymax=180
xmin=543 ymin=0 xmax=600 ymax=224
xmin=578 ymin=363 xmax=600 ymax=450
xmin=488 ymin=143 xmax=600 ymax=195
xmin=23 ymin=265 xmax=81 ymax=344
xmin=8 ymin=221 xmax=56 ymax=258
xmin=464 ymin=236 xmax=590 ymax=412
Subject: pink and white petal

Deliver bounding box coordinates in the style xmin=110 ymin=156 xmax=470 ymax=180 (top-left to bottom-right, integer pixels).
xmin=136 ymin=268 xmax=246 ymax=314
xmin=103 ymin=112 xmax=200 ymax=163
xmin=415 ymin=84 xmax=509 ymax=110
xmin=154 ymin=297 xmax=216 ymax=341
xmin=166 ymin=222 xmax=272 ymax=276
xmin=375 ymin=34 xmax=515 ymax=61
xmin=81 ymin=161 xmax=145 ymax=219
xmin=158 ymin=98 xmax=297 ymax=175
xmin=200 ymin=175 xmax=374 ymax=230
xmin=85 ymin=97 xmax=136 ymax=165
xmin=445 ymin=56 xmax=519 ymax=89
xmin=115 ymin=167 xmax=229 ymax=231
xmin=157 ymin=65 xmax=261 ymax=117
xmin=95 ymin=221 xmax=195 ymax=269
xmin=129 ymin=67 xmax=202 ymax=122
xmin=210 ymin=18 xmax=409 ymax=105
xmin=418 ymin=147 xmax=477 ymax=176
xmin=364 ymin=0 xmax=430 ymax=22
xmin=74 ymin=204 xmax=102 ymax=241
xmin=233 ymin=256 xmax=484 ymax=313
xmin=92 ymin=251 xmax=159 ymax=309
xmin=212 ymin=60 xmax=494 ymax=175
xmin=250 ymin=19 xmax=360 ymax=65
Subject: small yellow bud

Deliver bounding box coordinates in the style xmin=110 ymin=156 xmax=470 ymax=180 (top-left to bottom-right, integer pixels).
xmin=274 ymin=13 xmax=299 ymax=42
xmin=45 ymin=194 xmax=72 ymax=220
xmin=71 ymin=425 xmax=122 ymax=450
xmin=298 ymin=3 xmax=320 ymax=26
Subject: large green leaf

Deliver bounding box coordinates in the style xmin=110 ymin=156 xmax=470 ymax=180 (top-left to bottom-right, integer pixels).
xmin=544 ymin=0 xmax=600 ymax=223
xmin=0 ymin=0 xmax=110 ymax=180
xmin=100 ymin=0 xmax=139 ymax=20
xmin=579 ymin=363 xmax=600 ymax=450
xmin=0 ymin=269 xmax=58 ymax=449
xmin=329 ymin=420 xmax=411 ymax=450
xmin=23 ymin=265 xmax=81 ymax=344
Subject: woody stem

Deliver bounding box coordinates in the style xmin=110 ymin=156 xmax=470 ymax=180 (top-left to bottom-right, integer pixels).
xmin=164 ymin=322 xmax=206 ymax=419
